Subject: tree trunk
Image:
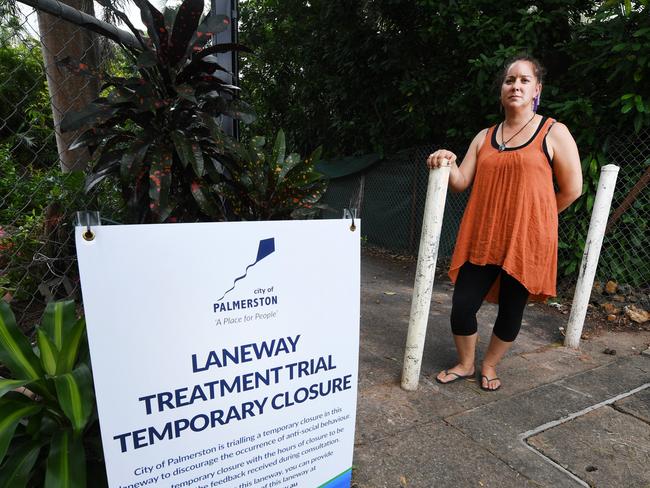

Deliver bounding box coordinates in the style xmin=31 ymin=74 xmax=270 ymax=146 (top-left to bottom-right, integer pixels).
xmin=37 ymin=0 xmax=100 ymax=172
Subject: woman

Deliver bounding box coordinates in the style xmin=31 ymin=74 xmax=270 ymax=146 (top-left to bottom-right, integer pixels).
xmin=427 ymin=56 xmax=582 ymax=391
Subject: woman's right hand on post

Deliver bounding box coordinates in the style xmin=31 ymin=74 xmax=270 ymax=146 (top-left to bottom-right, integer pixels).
xmin=426 ymin=150 xmax=457 ymax=170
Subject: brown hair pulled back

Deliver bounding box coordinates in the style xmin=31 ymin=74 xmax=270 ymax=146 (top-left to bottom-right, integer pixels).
xmin=499 ymin=55 xmax=546 ymax=85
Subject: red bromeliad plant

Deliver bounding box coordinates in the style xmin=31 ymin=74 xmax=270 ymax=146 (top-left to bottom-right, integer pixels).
xmin=59 ymin=0 xmax=254 ymax=223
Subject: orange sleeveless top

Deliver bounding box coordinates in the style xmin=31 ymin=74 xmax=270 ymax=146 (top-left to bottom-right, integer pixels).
xmin=449 ymin=116 xmax=558 ymax=303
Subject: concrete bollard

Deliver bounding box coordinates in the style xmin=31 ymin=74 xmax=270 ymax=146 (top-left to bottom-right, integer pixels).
xmin=401 ymin=162 xmax=450 ymax=391
xmin=565 ymin=164 xmax=620 ymax=349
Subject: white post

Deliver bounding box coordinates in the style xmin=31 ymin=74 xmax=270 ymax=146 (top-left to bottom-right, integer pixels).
xmin=565 ymin=164 xmax=620 ymax=349
xmin=401 ymin=163 xmax=450 ymax=390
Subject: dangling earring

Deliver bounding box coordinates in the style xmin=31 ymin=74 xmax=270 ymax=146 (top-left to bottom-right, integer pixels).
xmin=533 ymin=94 xmax=540 ymax=112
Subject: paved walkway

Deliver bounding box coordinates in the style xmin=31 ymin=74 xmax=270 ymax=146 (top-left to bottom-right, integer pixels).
xmin=353 ymin=251 xmax=650 ymax=488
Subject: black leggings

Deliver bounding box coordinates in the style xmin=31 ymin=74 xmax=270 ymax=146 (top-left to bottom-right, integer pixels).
xmin=451 ymin=262 xmax=529 ymax=342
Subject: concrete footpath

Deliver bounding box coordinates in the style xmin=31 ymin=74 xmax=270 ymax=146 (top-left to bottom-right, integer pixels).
xmin=352 ymin=251 xmax=650 ymax=488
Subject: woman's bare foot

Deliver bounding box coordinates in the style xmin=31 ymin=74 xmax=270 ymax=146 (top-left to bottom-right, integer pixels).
xmin=435 ymin=364 xmax=475 ymax=384
xmin=480 ymin=364 xmax=501 ymax=391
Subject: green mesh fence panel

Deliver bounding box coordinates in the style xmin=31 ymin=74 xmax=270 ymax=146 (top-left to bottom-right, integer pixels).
xmin=320 ymin=145 xmax=469 ymax=257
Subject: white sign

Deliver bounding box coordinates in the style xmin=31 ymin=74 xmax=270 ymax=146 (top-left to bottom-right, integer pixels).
xmin=76 ymin=220 xmax=360 ymax=488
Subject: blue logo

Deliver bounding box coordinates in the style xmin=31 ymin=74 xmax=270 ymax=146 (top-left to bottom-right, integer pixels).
xmin=216 ymin=238 xmax=275 ymax=302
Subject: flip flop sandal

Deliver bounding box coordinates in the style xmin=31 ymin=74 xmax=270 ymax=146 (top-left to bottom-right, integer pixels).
xmin=480 ymin=375 xmax=501 ymax=391
xmin=435 ymin=370 xmax=475 ymax=385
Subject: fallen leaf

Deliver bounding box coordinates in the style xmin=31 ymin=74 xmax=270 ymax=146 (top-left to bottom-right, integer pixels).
xmin=400 ymin=475 xmax=408 ymax=487
xmin=605 ymin=280 xmax=618 ymax=294
xmin=625 ymin=305 xmax=650 ymax=324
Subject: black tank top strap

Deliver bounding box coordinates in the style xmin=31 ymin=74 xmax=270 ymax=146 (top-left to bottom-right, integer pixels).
xmin=542 ymin=118 xmax=557 ymax=167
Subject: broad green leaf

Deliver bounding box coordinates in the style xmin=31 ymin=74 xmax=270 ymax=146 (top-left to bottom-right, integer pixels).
xmin=190 ymin=15 xmax=230 ymax=53
xmin=41 ymin=301 xmax=76 ymax=351
xmin=0 ymin=440 xmax=42 ymax=488
xmin=251 ymin=136 xmax=265 ymax=149
xmin=224 ymin=99 xmax=256 ymax=124
xmin=45 ymin=430 xmax=86 ymax=488
xmin=149 ymin=147 xmax=173 ymax=221
xmin=107 ymin=86 xmax=137 ymax=104
xmin=0 ymin=379 xmax=29 ymax=399
xmin=163 ymin=4 xmax=177 ymax=30
xmin=56 ymin=319 xmax=86 ymax=375
xmin=205 ymin=157 xmax=230 ymax=183
xmin=36 ymin=330 xmax=58 ymax=376
xmin=84 ymin=159 xmax=121 ymax=193
xmin=190 ymin=143 xmax=205 ymax=176
xmin=197 ymin=14 xmax=230 ymax=35
xmin=201 ymin=113 xmax=225 ymax=141
xmin=635 ymin=96 xmax=645 ymax=113
xmin=176 ymin=84 xmax=197 ymax=103
xmin=60 ymin=103 xmax=117 ymax=132
xmin=0 ymin=397 xmax=41 ymax=464
xmin=136 ymin=51 xmax=158 ymax=68
xmin=68 ymin=128 xmax=113 ymax=151
xmin=55 ymin=56 xmax=102 ymax=79
xmin=168 ymin=0 xmax=204 ymax=66
xmin=277 ymin=153 xmax=302 ymax=184
xmin=565 ymin=261 xmax=577 ymax=275
xmin=190 ymin=181 xmax=221 ymax=218
xmin=589 ymin=158 xmax=598 ymax=179
xmin=0 ymin=302 xmax=43 ymax=381
xmin=54 ymin=365 xmax=94 ymax=433
xmin=171 ymin=131 xmax=193 ymax=169
xmin=272 ymin=129 xmax=286 ymax=168
xmin=574 ymin=197 xmax=584 ymax=211
xmin=633 ymin=27 xmax=650 ymax=37
xmin=308 ymin=145 xmax=323 ymax=165
xmin=634 ymin=113 xmax=643 ymax=133
xmin=132 ymin=0 xmax=169 ymax=56
xmin=120 ymin=141 xmax=149 ymax=181
xmin=75 ymin=330 xmax=91 ymax=369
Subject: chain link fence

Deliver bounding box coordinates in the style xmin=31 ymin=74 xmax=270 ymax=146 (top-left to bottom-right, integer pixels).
xmin=321 ymin=145 xmax=469 ymax=259
xmin=1 ymin=3 xmax=123 ymax=328
xmin=591 ymin=131 xmax=649 ymax=288
xmin=322 ymin=137 xmax=649 ymax=292
xmin=1 ymin=4 xmax=648 ymax=330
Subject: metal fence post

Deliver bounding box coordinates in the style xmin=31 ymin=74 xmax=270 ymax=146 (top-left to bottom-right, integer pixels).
xmin=565 ymin=164 xmax=620 ymax=349
xmin=401 ymin=163 xmax=450 ymax=391
xmin=211 ymin=0 xmax=239 ymax=139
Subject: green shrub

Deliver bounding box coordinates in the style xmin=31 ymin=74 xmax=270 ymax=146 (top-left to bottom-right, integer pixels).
xmin=222 ymin=130 xmax=328 ymax=220
xmin=0 ymin=300 xmax=106 ymax=488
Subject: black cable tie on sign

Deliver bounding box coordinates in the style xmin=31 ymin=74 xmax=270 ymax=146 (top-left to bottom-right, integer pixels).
xmin=75 ymin=211 xmax=101 ymax=241
xmin=343 ymin=208 xmax=357 ymax=232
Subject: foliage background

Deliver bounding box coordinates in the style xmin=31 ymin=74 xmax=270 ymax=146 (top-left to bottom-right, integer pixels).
xmin=239 ymin=0 xmax=648 ymax=157
xmin=239 ymin=0 xmax=649 ymax=286
xmin=0 ymin=0 xmax=648 ymax=300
